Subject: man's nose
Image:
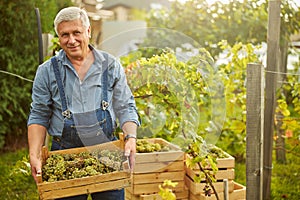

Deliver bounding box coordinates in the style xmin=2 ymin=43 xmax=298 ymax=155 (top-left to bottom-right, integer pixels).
xmin=69 ymin=34 xmax=76 ymax=44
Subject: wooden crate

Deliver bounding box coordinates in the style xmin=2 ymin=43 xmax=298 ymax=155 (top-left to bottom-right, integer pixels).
xmin=229 ymin=182 xmax=246 ymax=200
xmin=125 ymin=187 xmax=189 ymax=200
xmin=185 ymin=175 xmax=234 ymax=195
xmin=185 ymin=167 xmax=235 ymax=182
xmin=37 ymin=139 xmax=131 ymax=200
xmin=185 ymin=152 xmax=235 ymax=170
xmin=189 ymin=182 xmax=246 ymax=200
xmin=134 ymin=138 xmax=185 ymax=173
xmin=128 ymin=138 xmax=185 ymax=195
xmin=185 ymin=151 xmax=235 ymax=195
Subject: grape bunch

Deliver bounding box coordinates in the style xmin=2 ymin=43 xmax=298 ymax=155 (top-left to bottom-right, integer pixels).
xmin=42 ymin=150 xmax=126 ymax=182
xmin=206 ymin=144 xmax=229 ymax=159
xmin=136 ymin=140 xmax=170 ymax=153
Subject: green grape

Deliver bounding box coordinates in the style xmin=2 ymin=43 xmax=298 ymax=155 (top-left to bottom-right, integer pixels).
xmin=42 ymin=149 xmax=126 ymax=182
xmin=136 ymin=140 xmax=169 ymax=153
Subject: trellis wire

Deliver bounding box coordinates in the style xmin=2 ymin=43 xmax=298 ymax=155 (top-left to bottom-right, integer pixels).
xmin=0 ymin=70 xmax=34 ymax=83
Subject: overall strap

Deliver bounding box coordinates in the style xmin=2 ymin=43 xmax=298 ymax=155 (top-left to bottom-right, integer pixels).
xmin=101 ymin=54 xmax=109 ymax=110
xmin=51 ymin=57 xmax=71 ymax=118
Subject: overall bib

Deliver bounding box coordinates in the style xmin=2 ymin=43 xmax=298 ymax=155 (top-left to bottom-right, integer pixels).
xmin=50 ymin=56 xmax=124 ymax=200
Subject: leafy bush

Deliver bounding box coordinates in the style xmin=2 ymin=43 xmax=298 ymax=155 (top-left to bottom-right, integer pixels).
xmin=0 ymin=0 xmax=73 ymax=150
xmin=0 ymin=149 xmax=39 ymax=199
xmin=122 ymin=48 xmax=226 ymax=145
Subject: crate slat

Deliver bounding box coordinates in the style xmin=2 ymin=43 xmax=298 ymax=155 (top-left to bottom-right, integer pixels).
xmin=184 ymin=175 xmax=234 ymax=195
xmin=128 ymin=181 xmax=185 ymax=195
xmin=41 ymin=177 xmax=130 ymax=200
xmin=136 ymin=151 xmax=184 ymax=163
xmin=189 ymin=182 xmax=246 ymax=200
xmin=125 ymin=186 xmax=189 ymax=200
xmin=47 ymin=140 xmax=124 ymax=157
xmin=38 ymin=171 xmax=130 ymax=191
xmin=230 ymin=182 xmax=246 ymax=200
xmin=132 ymin=171 xmax=184 ymax=184
xmin=134 ymin=160 xmax=184 ymax=174
xmin=185 ymin=167 xmax=235 ymax=181
xmin=186 ymin=153 xmax=235 ymax=170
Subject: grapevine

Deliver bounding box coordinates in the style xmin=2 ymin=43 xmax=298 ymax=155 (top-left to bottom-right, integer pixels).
xmin=184 ymin=133 xmax=228 ymax=200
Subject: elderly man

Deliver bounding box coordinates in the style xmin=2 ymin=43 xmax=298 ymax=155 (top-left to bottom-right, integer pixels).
xmin=27 ymin=7 xmax=139 ymax=200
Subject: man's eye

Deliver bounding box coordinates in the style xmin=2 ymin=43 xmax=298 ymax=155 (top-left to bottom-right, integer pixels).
xmin=74 ymin=31 xmax=81 ymax=35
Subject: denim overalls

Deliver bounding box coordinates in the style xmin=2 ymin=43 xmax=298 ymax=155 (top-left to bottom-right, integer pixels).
xmin=50 ymin=56 xmax=124 ymax=200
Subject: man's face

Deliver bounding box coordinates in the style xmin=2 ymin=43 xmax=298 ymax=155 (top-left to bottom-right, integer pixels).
xmin=57 ymin=19 xmax=90 ymax=60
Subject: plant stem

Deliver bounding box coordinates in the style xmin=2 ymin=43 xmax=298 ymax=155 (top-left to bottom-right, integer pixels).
xmin=188 ymin=145 xmax=220 ymax=200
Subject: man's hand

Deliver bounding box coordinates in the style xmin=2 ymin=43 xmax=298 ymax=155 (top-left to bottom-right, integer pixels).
xmin=29 ymin=155 xmax=42 ymax=184
xmin=124 ymin=137 xmax=136 ymax=172
xmin=122 ymin=121 xmax=138 ymax=172
xmin=28 ymin=124 xmax=47 ymax=183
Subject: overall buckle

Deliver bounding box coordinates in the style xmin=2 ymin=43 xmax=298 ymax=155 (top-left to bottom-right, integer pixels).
xmin=102 ymin=100 xmax=109 ymax=110
xmin=62 ymin=109 xmax=71 ymax=118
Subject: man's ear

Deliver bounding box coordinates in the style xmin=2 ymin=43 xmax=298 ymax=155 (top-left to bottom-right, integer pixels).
xmin=88 ymin=26 xmax=91 ymax=38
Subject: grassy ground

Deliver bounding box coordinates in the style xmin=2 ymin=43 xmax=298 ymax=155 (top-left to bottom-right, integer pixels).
xmin=0 ymin=142 xmax=299 ymax=200
xmin=234 ymin=138 xmax=300 ymax=200
xmin=0 ymin=148 xmax=39 ymax=200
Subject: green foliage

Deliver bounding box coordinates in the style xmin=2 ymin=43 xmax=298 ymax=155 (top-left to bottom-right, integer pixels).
xmin=146 ymin=0 xmax=268 ymax=57
xmin=0 ymin=149 xmax=39 ymax=199
xmin=122 ymin=48 xmax=225 ymax=143
xmin=0 ymin=0 xmax=38 ymax=148
xmin=280 ymin=0 xmax=300 ymax=43
xmin=122 ymin=42 xmax=264 ymax=160
xmin=271 ymin=140 xmax=300 ymax=199
xmin=146 ymin=0 xmax=300 ymax=58
xmin=276 ymin=49 xmax=300 ymax=149
xmin=158 ymin=180 xmax=177 ymax=200
xmin=11 ymin=155 xmax=32 ymax=177
xmin=127 ymin=41 xmax=259 ymax=160
xmin=215 ymin=41 xmax=260 ymax=160
xmin=0 ymin=0 xmax=73 ymax=149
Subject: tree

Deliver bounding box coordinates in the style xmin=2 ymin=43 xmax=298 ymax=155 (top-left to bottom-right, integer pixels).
xmin=0 ymin=0 xmax=73 ymax=150
xmin=144 ymin=0 xmax=300 ymax=160
xmin=146 ymin=0 xmax=268 ymax=57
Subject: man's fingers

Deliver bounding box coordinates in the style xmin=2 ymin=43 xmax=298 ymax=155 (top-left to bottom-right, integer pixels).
xmin=124 ymin=149 xmax=131 ymax=157
xmin=129 ymin=154 xmax=135 ymax=171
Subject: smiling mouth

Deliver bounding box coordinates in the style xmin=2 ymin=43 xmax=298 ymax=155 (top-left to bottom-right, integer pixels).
xmin=68 ymin=46 xmax=79 ymax=50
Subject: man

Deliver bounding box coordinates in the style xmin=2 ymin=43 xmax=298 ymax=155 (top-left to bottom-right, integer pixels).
xmin=27 ymin=7 xmax=139 ymax=200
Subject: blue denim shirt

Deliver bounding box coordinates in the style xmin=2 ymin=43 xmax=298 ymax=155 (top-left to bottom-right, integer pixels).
xmin=27 ymin=46 xmax=139 ymax=136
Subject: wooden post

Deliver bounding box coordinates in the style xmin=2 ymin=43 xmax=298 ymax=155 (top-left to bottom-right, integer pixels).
xmin=223 ymin=179 xmax=229 ymax=200
xmin=42 ymin=33 xmax=54 ymax=58
xmin=246 ymin=63 xmax=264 ymax=200
xmin=275 ymin=36 xmax=288 ymax=164
xmin=264 ymin=1 xmax=281 ymax=199
xmin=41 ymin=34 xmax=54 ymax=149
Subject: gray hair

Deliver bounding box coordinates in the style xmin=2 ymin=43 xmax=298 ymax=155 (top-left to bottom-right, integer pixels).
xmin=54 ymin=7 xmax=90 ymax=35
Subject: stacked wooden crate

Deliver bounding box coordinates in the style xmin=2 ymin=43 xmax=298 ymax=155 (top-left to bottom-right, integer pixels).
xmin=37 ymin=140 xmax=131 ymax=200
xmin=185 ymin=152 xmax=246 ymax=200
xmin=125 ymin=138 xmax=188 ymax=200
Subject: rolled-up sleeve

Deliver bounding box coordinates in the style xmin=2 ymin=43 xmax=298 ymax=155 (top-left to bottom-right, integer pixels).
xmin=27 ymin=64 xmax=52 ymax=128
xmin=111 ymin=59 xmax=140 ymax=128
